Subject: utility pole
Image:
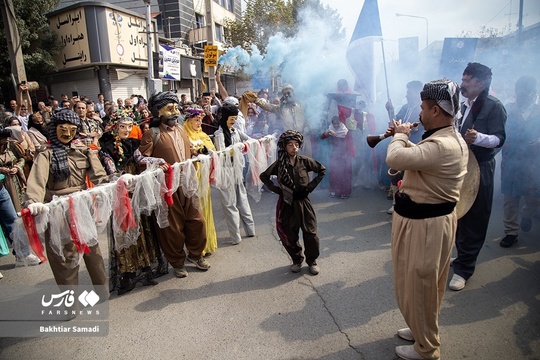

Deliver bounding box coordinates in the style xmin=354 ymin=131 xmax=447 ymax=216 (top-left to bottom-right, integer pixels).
xmin=143 ymin=0 xmax=156 ymax=96
xmin=517 ymin=0 xmax=524 ymax=45
xmin=205 ymin=0 xmax=216 ymax=92
xmin=1 ymin=0 xmax=27 ymax=90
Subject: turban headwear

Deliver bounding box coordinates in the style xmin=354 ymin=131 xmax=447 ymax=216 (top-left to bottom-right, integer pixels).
xmin=49 ymin=109 xmax=82 ymax=182
xmin=148 ymin=92 xmax=179 ymax=118
xmin=420 ymin=79 xmax=461 ymax=119
xmin=277 ymin=130 xmax=304 ymax=204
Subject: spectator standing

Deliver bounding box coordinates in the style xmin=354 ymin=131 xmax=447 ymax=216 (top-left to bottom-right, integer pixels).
xmin=499 ymin=75 xmax=540 ymax=247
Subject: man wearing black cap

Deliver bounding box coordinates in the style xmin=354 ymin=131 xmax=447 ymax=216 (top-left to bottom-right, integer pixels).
xmin=24 ymin=109 xmax=109 ymax=286
xmin=450 ymin=62 xmax=507 ymax=291
xmin=199 ymin=91 xmax=219 ymax=135
xmin=386 ymin=80 xmax=468 ymax=360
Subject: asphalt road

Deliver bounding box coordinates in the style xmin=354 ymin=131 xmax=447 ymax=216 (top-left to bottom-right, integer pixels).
xmin=0 ymin=183 xmax=539 ymax=360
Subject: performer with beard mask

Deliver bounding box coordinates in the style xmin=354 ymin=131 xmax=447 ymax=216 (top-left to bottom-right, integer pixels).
xmin=24 ymin=109 xmax=109 ymax=288
xmin=138 ymin=92 xmax=210 ymax=279
xmin=99 ymin=112 xmax=160 ymax=294
xmin=242 ymin=84 xmax=312 ymax=156
xmin=27 ymin=112 xmax=50 ymax=152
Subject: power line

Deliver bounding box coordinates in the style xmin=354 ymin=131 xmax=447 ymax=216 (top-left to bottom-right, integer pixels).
xmin=485 ymin=0 xmax=513 ymax=26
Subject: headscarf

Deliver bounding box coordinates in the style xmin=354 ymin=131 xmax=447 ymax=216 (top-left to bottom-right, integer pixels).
xmin=49 ymin=109 xmax=81 ymax=182
xmin=218 ymin=104 xmax=238 ymax=147
xmin=421 ymin=79 xmax=461 ymax=120
xmin=223 ymin=96 xmax=239 ymax=107
xmin=4 ymin=116 xmax=20 ymax=128
xmin=184 ymin=106 xmax=215 ymax=151
xmin=328 ymin=119 xmax=348 ymax=138
xmin=107 ymin=110 xmax=135 ymax=136
xmin=277 ymin=130 xmax=303 ymax=204
xmin=28 ymin=113 xmax=50 ymax=139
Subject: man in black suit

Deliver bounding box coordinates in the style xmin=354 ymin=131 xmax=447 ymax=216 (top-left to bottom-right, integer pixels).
xmin=450 ymin=62 xmax=507 ymax=291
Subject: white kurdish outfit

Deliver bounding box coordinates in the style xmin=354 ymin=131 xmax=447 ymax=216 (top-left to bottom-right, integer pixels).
xmin=213 ymin=127 xmax=255 ymax=243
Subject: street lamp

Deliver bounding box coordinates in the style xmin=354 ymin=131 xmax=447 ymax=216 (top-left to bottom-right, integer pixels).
xmin=396 ymin=13 xmax=429 ymax=49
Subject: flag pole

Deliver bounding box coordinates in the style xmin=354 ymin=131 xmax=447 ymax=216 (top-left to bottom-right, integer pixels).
xmin=380 ymin=38 xmax=394 ymax=121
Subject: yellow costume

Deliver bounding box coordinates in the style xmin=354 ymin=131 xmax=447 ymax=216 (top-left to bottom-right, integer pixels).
xmin=184 ymin=117 xmax=218 ymax=255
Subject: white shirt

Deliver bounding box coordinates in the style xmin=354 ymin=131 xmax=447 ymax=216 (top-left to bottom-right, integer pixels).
xmin=461 ymin=97 xmax=500 ymax=148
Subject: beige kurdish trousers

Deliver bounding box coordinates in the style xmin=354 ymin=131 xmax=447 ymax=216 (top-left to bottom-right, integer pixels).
xmin=392 ymin=211 xmax=457 ymax=360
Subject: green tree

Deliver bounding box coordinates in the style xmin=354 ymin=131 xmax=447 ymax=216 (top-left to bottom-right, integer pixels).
xmin=225 ymin=0 xmax=344 ymax=53
xmin=0 ymin=0 xmax=61 ymax=89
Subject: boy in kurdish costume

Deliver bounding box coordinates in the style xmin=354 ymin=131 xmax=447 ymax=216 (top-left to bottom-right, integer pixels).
xmin=260 ymin=130 xmax=326 ymax=275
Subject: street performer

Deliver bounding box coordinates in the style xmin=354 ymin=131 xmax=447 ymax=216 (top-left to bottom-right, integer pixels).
xmin=138 ymin=91 xmax=210 ymax=278
xmin=386 ymin=80 xmax=468 ymax=360
xmin=24 ymin=109 xmax=109 ymax=287
xmin=99 ymin=111 xmax=160 ymax=294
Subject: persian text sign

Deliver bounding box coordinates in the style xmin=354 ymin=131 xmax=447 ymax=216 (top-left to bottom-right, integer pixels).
xmin=106 ymin=10 xmax=151 ymax=67
xmin=51 ymin=7 xmax=91 ymax=69
xmin=204 ymin=45 xmax=218 ymax=66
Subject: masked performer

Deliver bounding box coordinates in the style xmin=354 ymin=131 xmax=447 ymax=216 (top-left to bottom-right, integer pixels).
xmin=243 ymin=85 xmax=311 ymax=156
xmin=138 ymin=92 xmax=210 ymax=278
xmin=213 ymin=104 xmax=256 ymax=245
xmin=99 ymin=111 xmax=160 ymax=294
xmin=183 ymin=106 xmax=218 ymax=256
xmin=24 ymin=109 xmax=109 ymax=287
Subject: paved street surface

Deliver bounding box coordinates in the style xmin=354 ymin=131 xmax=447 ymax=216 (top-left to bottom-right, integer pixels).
xmin=0 ymin=183 xmax=539 ymax=360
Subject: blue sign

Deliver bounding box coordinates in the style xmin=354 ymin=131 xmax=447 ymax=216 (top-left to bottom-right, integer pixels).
xmin=439 ymin=38 xmax=478 ymax=83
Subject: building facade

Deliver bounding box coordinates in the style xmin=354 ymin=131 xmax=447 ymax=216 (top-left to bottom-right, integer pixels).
xmin=50 ymin=0 xmax=240 ymax=102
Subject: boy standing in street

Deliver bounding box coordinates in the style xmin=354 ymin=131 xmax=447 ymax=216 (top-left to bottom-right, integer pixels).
xmin=260 ymin=130 xmax=326 ymax=275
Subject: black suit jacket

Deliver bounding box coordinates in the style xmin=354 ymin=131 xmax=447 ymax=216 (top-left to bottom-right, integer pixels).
xmin=459 ymin=95 xmax=507 ymax=162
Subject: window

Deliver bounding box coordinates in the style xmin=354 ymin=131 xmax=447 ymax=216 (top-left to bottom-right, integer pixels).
xmin=228 ymin=0 xmax=234 ymax=11
xmin=215 ymin=23 xmax=223 ymax=42
xmin=195 ymin=13 xmax=205 ymax=28
xmin=213 ymin=0 xmax=228 ymax=9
